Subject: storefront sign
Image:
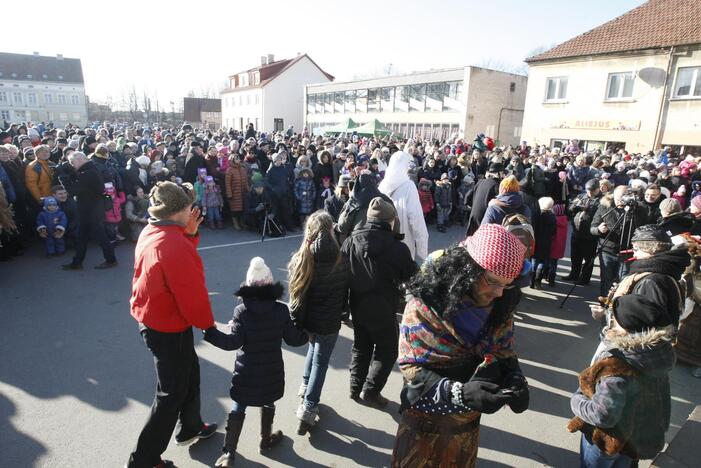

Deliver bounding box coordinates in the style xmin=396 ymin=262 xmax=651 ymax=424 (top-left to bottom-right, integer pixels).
xmin=550 ymin=119 xmax=641 ymax=131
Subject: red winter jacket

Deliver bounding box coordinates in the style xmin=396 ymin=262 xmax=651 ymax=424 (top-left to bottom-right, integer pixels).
xmin=130 ymin=222 xmax=215 ymax=332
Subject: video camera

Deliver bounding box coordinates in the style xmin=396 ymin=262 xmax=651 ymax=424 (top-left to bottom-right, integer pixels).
xmin=620 ymin=192 xmax=639 ymax=207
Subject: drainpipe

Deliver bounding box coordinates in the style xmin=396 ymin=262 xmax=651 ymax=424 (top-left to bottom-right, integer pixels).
xmin=496 ymin=107 xmax=524 ymax=144
xmin=652 ymin=46 xmax=675 ymax=150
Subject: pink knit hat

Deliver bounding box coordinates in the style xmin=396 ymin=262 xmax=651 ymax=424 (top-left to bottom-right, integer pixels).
xmin=463 ymin=224 xmax=526 ymax=279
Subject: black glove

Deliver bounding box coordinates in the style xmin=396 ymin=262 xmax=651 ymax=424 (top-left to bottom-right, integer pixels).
xmin=461 ymin=381 xmax=513 ymax=414
xmin=503 ymin=374 xmax=529 ymax=414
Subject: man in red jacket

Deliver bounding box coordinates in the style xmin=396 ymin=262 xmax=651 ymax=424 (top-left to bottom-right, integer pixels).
xmin=127 ymin=181 xmax=217 ymax=468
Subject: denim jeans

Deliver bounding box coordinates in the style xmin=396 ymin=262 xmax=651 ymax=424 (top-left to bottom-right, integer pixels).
xmin=579 ymin=434 xmax=632 ymax=468
xmin=231 ymin=401 xmax=274 ymax=414
xmin=206 ymin=206 xmax=221 ymax=223
xmin=302 ymin=332 xmax=339 ymax=410
xmin=599 ymin=252 xmax=625 ymax=296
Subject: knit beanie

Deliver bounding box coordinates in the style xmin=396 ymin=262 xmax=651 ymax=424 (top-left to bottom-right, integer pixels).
xmin=463 ymin=224 xmax=526 ymax=279
xmin=499 ymin=175 xmax=519 ymax=194
xmin=147 ymin=182 xmax=196 ymax=220
xmin=366 ymin=197 xmax=396 ymax=223
xmin=245 ymin=257 xmax=274 ymax=286
xmin=659 ymin=198 xmax=681 ymax=218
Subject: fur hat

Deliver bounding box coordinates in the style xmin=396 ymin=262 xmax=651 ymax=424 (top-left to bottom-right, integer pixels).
xmin=659 ymin=198 xmax=681 ymax=218
xmin=366 ymin=197 xmax=396 ymax=223
xmin=245 ymin=257 xmax=273 ymax=286
xmin=463 ymin=224 xmax=526 ymax=279
xmin=147 ymin=181 xmax=196 ymax=220
xmin=337 ymin=175 xmax=351 ymax=188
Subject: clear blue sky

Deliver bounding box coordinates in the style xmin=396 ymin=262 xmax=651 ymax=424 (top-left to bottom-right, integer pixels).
xmin=5 ymin=0 xmax=645 ymax=108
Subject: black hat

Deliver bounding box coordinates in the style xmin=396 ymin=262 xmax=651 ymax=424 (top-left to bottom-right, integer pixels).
xmin=613 ymin=295 xmax=673 ymax=334
xmin=190 ymin=141 xmax=202 ymax=148
xmin=0 ymin=131 xmax=10 ymax=142
xmin=57 ymin=138 xmax=68 ymax=145
xmin=585 ymin=179 xmax=600 ymax=190
xmin=84 ymin=136 xmax=97 ymax=146
xmin=631 ymin=224 xmax=672 ymax=244
xmin=488 ymin=162 xmax=504 ymax=173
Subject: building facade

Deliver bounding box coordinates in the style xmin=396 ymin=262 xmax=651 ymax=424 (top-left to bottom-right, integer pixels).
xmin=521 ymin=0 xmax=701 ymax=154
xmin=220 ymin=54 xmax=333 ymax=133
xmin=304 ymin=66 xmax=527 ymax=145
xmin=183 ymin=97 xmax=222 ymax=130
xmin=0 ymin=52 xmax=88 ymax=127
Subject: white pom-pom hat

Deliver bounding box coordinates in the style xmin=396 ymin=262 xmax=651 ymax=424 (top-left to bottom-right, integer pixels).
xmin=246 ymin=257 xmax=274 ymax=286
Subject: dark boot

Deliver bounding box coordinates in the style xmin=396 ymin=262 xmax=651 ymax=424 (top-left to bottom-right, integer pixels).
xmin=534 ymin=269 xmax=544 ymax=290
xmin=530 ymin=272 xmax=537 ymax=289
xmin=259 ymin=406 xmax=282 ymax=453
xmin=215 ymin=412 xmax=245 ymax=468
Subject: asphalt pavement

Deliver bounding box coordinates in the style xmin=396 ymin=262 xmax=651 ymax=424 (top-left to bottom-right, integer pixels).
xmin=1 ymin=223 xmax=700 ymax=468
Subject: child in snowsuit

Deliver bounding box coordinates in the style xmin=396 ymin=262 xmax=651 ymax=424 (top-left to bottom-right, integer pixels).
xmin=203 ymin=175 xmax=224 ymax=229
xmin=36 ymin=196 xmax=67 ymax=256
xmin=194 ymin=168 xmax=207 ymax=209
xmin=434 ymin=173 xmax=453 ymax=232
xmin=52 ymin=185 xmax=79 ymax=248
xmin=294 ymin=168 xmax=316 ymax=226
xmin=104 ymin=182 xmax=126 ymax=244
xmin=418 ymin=178 xmax=435 ymax=226
xmin=204 ymin=257 xmax=308 ymax=468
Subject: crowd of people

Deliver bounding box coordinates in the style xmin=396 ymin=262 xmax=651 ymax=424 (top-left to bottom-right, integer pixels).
xmin=2 ymin=119 xmax=701 ymax=467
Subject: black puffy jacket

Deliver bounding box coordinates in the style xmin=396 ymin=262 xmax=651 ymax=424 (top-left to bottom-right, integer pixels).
xmin=203 ymin=283 xmax=307 ymax=406
xmin=341 ymin=221 xmax=417 ymax=330
xmin=292 ymin=233 xmax=351 ymax=335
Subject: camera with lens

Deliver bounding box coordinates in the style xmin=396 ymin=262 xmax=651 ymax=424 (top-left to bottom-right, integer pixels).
xmin=620 ymin=193 xmax=638 ymax=207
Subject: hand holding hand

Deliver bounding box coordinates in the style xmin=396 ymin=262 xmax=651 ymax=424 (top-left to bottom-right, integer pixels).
xmin=39 ymin=229 xmax=48 ymax=239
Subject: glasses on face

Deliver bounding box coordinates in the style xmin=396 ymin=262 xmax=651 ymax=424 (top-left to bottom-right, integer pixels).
xmin=480 ymin=273 xmax=512 ymax=290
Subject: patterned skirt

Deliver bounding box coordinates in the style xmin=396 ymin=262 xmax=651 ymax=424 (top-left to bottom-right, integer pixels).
xmin=391 ymin=408 xmax=481 ymax=468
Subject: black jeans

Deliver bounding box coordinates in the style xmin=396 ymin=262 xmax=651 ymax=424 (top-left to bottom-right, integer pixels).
xmin=570 ymin=236 xmax=597 ymax=281
xmin=127 ymin=326 xmax=203 ymax=468
xmin=350 ymin=320 xmax=399 ymax=396
xmin=72 ymin=203 xmax=116 ymax=266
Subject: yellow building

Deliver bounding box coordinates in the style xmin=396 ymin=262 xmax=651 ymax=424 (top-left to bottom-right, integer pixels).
xmin=521 ymin=0 xmax=701 ymax=155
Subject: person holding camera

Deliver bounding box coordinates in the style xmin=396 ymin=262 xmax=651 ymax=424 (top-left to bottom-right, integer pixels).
xmin=590 ymin=185 xmax=647 ymax=297
xmin=563 ymin=179 xmax=602 ymax=285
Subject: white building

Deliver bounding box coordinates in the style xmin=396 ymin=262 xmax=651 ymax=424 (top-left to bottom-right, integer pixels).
xmin=521 ymin=0 xmax=701 ymax=154
xmin=304 ymin=66 xmax=527 ymax=145
xmin=0 ymin=52 xmax=89 ymax=127
xmin=220 ymin=54 xmax=333 ymax=133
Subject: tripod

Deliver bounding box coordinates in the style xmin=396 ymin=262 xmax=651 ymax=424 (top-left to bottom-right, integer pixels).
xmin=261 ymin=208 xmax=284 ymax=243
xmin=559 ymin=204 xmax=635 ymax=309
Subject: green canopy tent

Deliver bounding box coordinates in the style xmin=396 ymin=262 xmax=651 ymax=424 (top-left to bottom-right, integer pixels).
xmin=352 ymin=119 xmax=392 ymax=136
xmin=323 ymin=118 xmax=358 ymax=134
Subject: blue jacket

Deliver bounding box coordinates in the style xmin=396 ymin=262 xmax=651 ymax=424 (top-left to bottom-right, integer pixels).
xmin=294 ymin=177 xmax=316 ymax=214
xmin=266 ymin=164 xmax=290 ymax=197
xmin=36 ymin=208 xmax=67 ymax=234
xmin=481 ymin=192 xmax=531 ymax=226
xmin=0 ymin=164 xmax=15 ymax=203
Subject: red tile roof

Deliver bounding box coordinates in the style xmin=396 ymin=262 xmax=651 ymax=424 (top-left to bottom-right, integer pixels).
xmin=526 ymin=0 xmax=701 ymax=63
xmin=225 ymin=54 xmax=333 ymax=90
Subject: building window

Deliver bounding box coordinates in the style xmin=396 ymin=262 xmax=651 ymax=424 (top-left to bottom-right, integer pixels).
xmin=71 ymin=95 xmax=80 ymax=105
xmin=324 ymin=93 xmax=333 ymax=113
xmin=606 ymin=72 xmax=635 ymax=100
xmin=307 ymin=94 xmax=316 ymax=114
xmin=27 ymin=93 xmax=37 ymax=105
xmin=73 ymin=113 xmax=81 ymax=120
xmin=42 ymin=74 xmax=48 ymax=79
xmin=255 ymin=94 xmax=259 ymax=105
xmin=12 ymin=92 xmax=23 ymax=104
xmin=238 ymin=96 xmax=242 ymax=106
xmin=426 ymin=82 xmax=447 ymax=112
xmin=11 ymin=73 xmax=17 ymax=78
xmin=367 ymin=88 xmax=380 ymax=112
xmin=253 ymin=72 xmax=260 ymax=85
xmin=59 ymin=112 xmax=68 ymax=120
xmin=14 ymin=110 xmax=25 ymax=120
xmin=545 ymin=76 xmax=568 ymax=101
xmin=395 ymin=86 xmax=409 ymax=112
xmin=58 ymin=75 xmax=63 ymax=80
xmin=0 ymin=110 xmax=9 ymax=120
xmin=356 ymin=89 xmax=367 ymax=113
xmin=510 ymin=82 xmax=516 ymax=92
xmin=674 ymin=66 xmax=701 ymax=98
xmin=44 ymin=93 xmax=53 ymax=104
xmin=409 ymin=84 xmax=426 ymax=112
xmin=0 ymin=91 xmax=6 ymax=103
xmin=344 ymin=90 xmax=356 ymax=113
xmin=380 ymin=87 xmax=394 ymax=112
xmin=58 ymin=94 xmax=66 ymax=105
xmin=48 ymin=112 xmax=54 ymax=121
xmin=246 ymin=95 xmax=250 ymax=105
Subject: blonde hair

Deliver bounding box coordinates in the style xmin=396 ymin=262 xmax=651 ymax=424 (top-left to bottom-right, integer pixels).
xmin=287 ymin=210 xmax=336 ymax=311
xmin=499 ymin=175 xmax=520 ymax=194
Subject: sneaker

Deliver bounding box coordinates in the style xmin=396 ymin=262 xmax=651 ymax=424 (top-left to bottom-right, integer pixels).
xmin=62 ymin=263 xmax=83 ymax=271
xmin=297 ymin=383 xmax=308 ymax=399
xmin=360 ymin=390 xmax=389 ymax=408
xmin=175 ymin=423 xmax=218 ymax=446
xmin=94 ymin=261 xmax=118 ymax=270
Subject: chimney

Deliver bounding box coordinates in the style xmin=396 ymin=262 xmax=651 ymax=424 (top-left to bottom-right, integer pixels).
xmin=33 ymin=51 xmax=40 ymax=56
xmin=267 ymin=54 xmax=274 ymax=64
xmin=56 ymin=54 xmax=63 ymax=60
xmin=260 ymin=55 xmax=267 ymax=66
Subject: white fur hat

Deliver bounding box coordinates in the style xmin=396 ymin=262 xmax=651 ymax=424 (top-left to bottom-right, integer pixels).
xmin=245 ymin=257 xmax=273 ymax=287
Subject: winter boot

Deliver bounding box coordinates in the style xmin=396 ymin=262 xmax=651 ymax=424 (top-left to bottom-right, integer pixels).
xmin=297 ymin=383 xmax=308 ymax=400
xmin=232 ymin=217 xmax=242 ymax=231
xmin=533 ymin=269 xmax=544 ymax=290
xmin=296 ymin=404 xmax=319 ymax=435
xmin=259 ymin=406 xmax=283 ymax=453
xmin=215 ymin=412 xmax=245 ymax=468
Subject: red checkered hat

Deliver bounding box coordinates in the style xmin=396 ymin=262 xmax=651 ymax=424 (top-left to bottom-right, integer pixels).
xmin=463 ymin=224 xmax=526 ymax=279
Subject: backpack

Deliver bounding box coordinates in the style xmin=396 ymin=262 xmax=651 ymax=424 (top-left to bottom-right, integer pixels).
xmin=502 ymin=213 xmax=535 ymax=258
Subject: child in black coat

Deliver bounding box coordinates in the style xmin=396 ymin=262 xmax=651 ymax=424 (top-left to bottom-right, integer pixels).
xmin=204 ymin=257 xmax=308 ymax=468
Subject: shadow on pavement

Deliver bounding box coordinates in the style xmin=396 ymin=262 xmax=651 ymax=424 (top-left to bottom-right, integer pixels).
xmin=0 ymin=393 xmax=47 ymax=467
xmin=480 ymin=424 xmax=579 ymax=466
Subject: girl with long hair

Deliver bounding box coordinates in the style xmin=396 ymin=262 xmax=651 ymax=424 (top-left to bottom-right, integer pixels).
xmin=288 ymin=210 xmax=350 ymax=435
